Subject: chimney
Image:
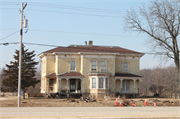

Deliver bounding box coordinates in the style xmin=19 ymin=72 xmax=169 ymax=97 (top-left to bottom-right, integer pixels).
xmin=85 ymin=41 xmax=87 ymax=46
xmin=89 ymin=41 xmax=93 ymax=45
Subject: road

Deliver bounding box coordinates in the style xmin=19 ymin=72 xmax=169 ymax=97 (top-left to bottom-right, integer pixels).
xmin=0 ymin=107 xmax=180 ymax=119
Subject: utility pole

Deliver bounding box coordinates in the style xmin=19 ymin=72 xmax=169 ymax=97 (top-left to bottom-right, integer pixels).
xmin=18 ymin=2 xmax=27 ymax=107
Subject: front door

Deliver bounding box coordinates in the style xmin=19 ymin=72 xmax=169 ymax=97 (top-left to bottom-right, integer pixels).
xmin=70 ymin=79 xmax=76 ymax=92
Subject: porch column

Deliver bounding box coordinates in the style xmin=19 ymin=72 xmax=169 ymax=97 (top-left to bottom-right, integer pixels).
xmin=120 ymin=79 xmax=123 ymax=93
xmin=58 ymin=78 xmax=62 ymax=93
xmin=103 ymin=77 xmax=106 ymax=89
xmin=66 ymin=78 xmax=69 ymax=93
xmin=97 ymin=76 xmax=99 ymax=89
xmin=80 ymin=78 xmax=83 ymax=93
xmin=133 ymin=79 xmax=136 ymax=88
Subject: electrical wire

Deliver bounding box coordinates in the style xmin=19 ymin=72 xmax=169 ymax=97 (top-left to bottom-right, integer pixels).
xmin=0 ymin=42 xmax=175 ymax=55
xmin=0 ymin=29 xmax=145 ymax=37
xmin=27 ymin=2 xmax=127 ymax=14
xmin=0 ymin=2 xmax=127 ymax=14
xmin=26 ymin=9 xmax=122 ymax=18
xmin=0 ymin=30 xmax=19 ymax=41
xmin=28 ymin=29 xmax=142 ymax=37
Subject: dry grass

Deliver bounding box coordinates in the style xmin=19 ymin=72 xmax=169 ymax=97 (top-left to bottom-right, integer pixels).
xmin=0 ymin=97 xmax=179 ymax=107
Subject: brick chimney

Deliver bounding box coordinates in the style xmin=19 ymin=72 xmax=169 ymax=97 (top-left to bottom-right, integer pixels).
xmin=89 ymin=41 xmax=93 ymax=45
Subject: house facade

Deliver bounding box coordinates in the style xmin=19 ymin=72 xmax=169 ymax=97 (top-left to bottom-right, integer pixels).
xmin=39 ymin=41 xmax=144 ymax=98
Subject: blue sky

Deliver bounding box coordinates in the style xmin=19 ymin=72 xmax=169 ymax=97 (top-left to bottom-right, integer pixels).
xmin=0 ymin=0 xmax=175 ymax=70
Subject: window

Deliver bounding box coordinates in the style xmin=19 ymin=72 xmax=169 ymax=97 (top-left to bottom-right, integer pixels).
xmin=92 ymin=78 xmax=96 ymax=88
xmin=91 ymin=61 xmax=97 ymax=71
xmin=101 ymin=61 xmax=106 ymax=71
xmin=122 ymin=80 xmax=130 ymax=92
xmin=70 ymin=61 xmax=76 ymax=71
xmin=123 ymin=62 xmax=128 ymax=72
xmin=99 ymin=78 xmax=104 ymax=88
xmin=106 ymin=78 xmax=108 ymax=89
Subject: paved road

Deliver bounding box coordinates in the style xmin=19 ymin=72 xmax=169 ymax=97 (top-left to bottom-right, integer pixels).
xmin=0 ymin=107 xmax=180 ymax=119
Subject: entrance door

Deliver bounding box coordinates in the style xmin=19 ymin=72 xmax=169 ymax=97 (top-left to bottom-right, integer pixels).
xmin=70 ymin=79 xmax=76 ymax=92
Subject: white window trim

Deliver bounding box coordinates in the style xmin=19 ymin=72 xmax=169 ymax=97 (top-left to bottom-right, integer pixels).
xmin=92 ymin=77 xmax=96 ymax=89
xmin=90 ymin=76 xmax=109 ymax=89
xmin=70 ymin=61 xmax=76 ymax=71
xmin=101 ymin=60 xmax=107 ymax=72
xmin=123 ymin=62 xmax=128 ymax=72
xmin=91 ymin=60 xmax=97 ymax=71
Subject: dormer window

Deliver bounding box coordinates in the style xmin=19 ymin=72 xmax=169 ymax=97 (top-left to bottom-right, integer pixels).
xmin=70 ymin=61 xmax=76 ymax=71
xmin=101 ymin=61 xmax=106 ymax=71
xmin=91 ymin=61 xmax=97 ymax=71
xmin=123 ymin=62 xmax=128 ymax=72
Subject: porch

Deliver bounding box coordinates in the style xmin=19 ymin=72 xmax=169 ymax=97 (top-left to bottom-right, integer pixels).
xmin=114 ymin=73 xmax=143 ymax=97
xmin=57 ymin=72 xmax=83 ymax=94
xmin=45 ymin=72 xmax=83 ymax=95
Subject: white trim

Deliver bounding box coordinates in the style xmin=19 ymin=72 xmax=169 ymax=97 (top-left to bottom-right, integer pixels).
xmin=116 ymin=57 xmax=140 ymax=59
xmin=78 ymin=52 xmax=119 ymax=55
xmin=57 ymin=55 xmax=80 ymax=58
xmin=85 ymin=55 xmax=115 ymax=59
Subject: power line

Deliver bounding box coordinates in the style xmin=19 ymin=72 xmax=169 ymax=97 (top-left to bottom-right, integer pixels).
xmin=28 ymin=29 xmax=143 ymax=37
xmin=0 ymin=42 xmax=175 ymax=55
xmin=0 ymin=30 xmax=19 ymax=41
xmin=26 ymin=9 xmax=123 ymax=18
xmin=0 ymin=28 xmax=146 ymax=37
xmin=27 ymin=2 xmax=127 ymax=14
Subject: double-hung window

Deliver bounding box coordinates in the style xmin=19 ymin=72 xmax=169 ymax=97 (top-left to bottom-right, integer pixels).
xmin=92 ymin=78 xmax=96 ymax=89
xmin=91 ymin=61 xmax=97 ymax=71
xmin=101 ymin=61 xmax=106 ymax=71
xmin=70 ymin=61 xmax=76 ymax=71
xmin=123 ymin=62 xmax=128 ymax=72
xmin=99 ymin=78 xmax=104 ymax=88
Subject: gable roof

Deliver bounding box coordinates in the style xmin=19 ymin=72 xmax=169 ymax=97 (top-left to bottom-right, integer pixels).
xmin=41 ymin=45 xmax=144 ymax=55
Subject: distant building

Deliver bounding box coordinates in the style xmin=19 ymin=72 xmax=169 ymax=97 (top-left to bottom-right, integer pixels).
xmin=38 ymin=41 xmax=144 ymax=98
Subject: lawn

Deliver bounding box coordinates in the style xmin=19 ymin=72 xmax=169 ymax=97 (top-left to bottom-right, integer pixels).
xmin=0 ymin=97 xmax=179 ymax=107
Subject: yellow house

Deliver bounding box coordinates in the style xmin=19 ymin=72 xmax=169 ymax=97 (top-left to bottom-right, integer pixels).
xmin=38 ymin=41 xmax=144 ymax=98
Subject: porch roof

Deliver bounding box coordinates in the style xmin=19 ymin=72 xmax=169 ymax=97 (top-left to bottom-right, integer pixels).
xmin=45 ymin=72 xmax=56 ymax=78
xmin=115 ymin=73 xmax=143 ymax=78
xmin=58 ymin=72 xmax=83 ymax=76
xmin=57 ymin=72 xmax=83 ymax=79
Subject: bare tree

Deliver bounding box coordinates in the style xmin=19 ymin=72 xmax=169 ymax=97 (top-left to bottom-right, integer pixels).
xmin=124 ymin=0 xmax=180 ymax=70
xmin=140 ymin=66 xmax=179 ymax=98
xmin=163 ymin=66 xmax=179 ymax=98
xmin=140 ymin=69 xmax=153 ymax=95
xmin=124 ymin=0 xmax=180 ymax=98
xmin=149 ymin=68 xmax=169 ymax=97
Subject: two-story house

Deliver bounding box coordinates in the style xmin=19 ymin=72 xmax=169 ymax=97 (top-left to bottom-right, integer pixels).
xmin=38 ymin=41 xmax=144 ymax=98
